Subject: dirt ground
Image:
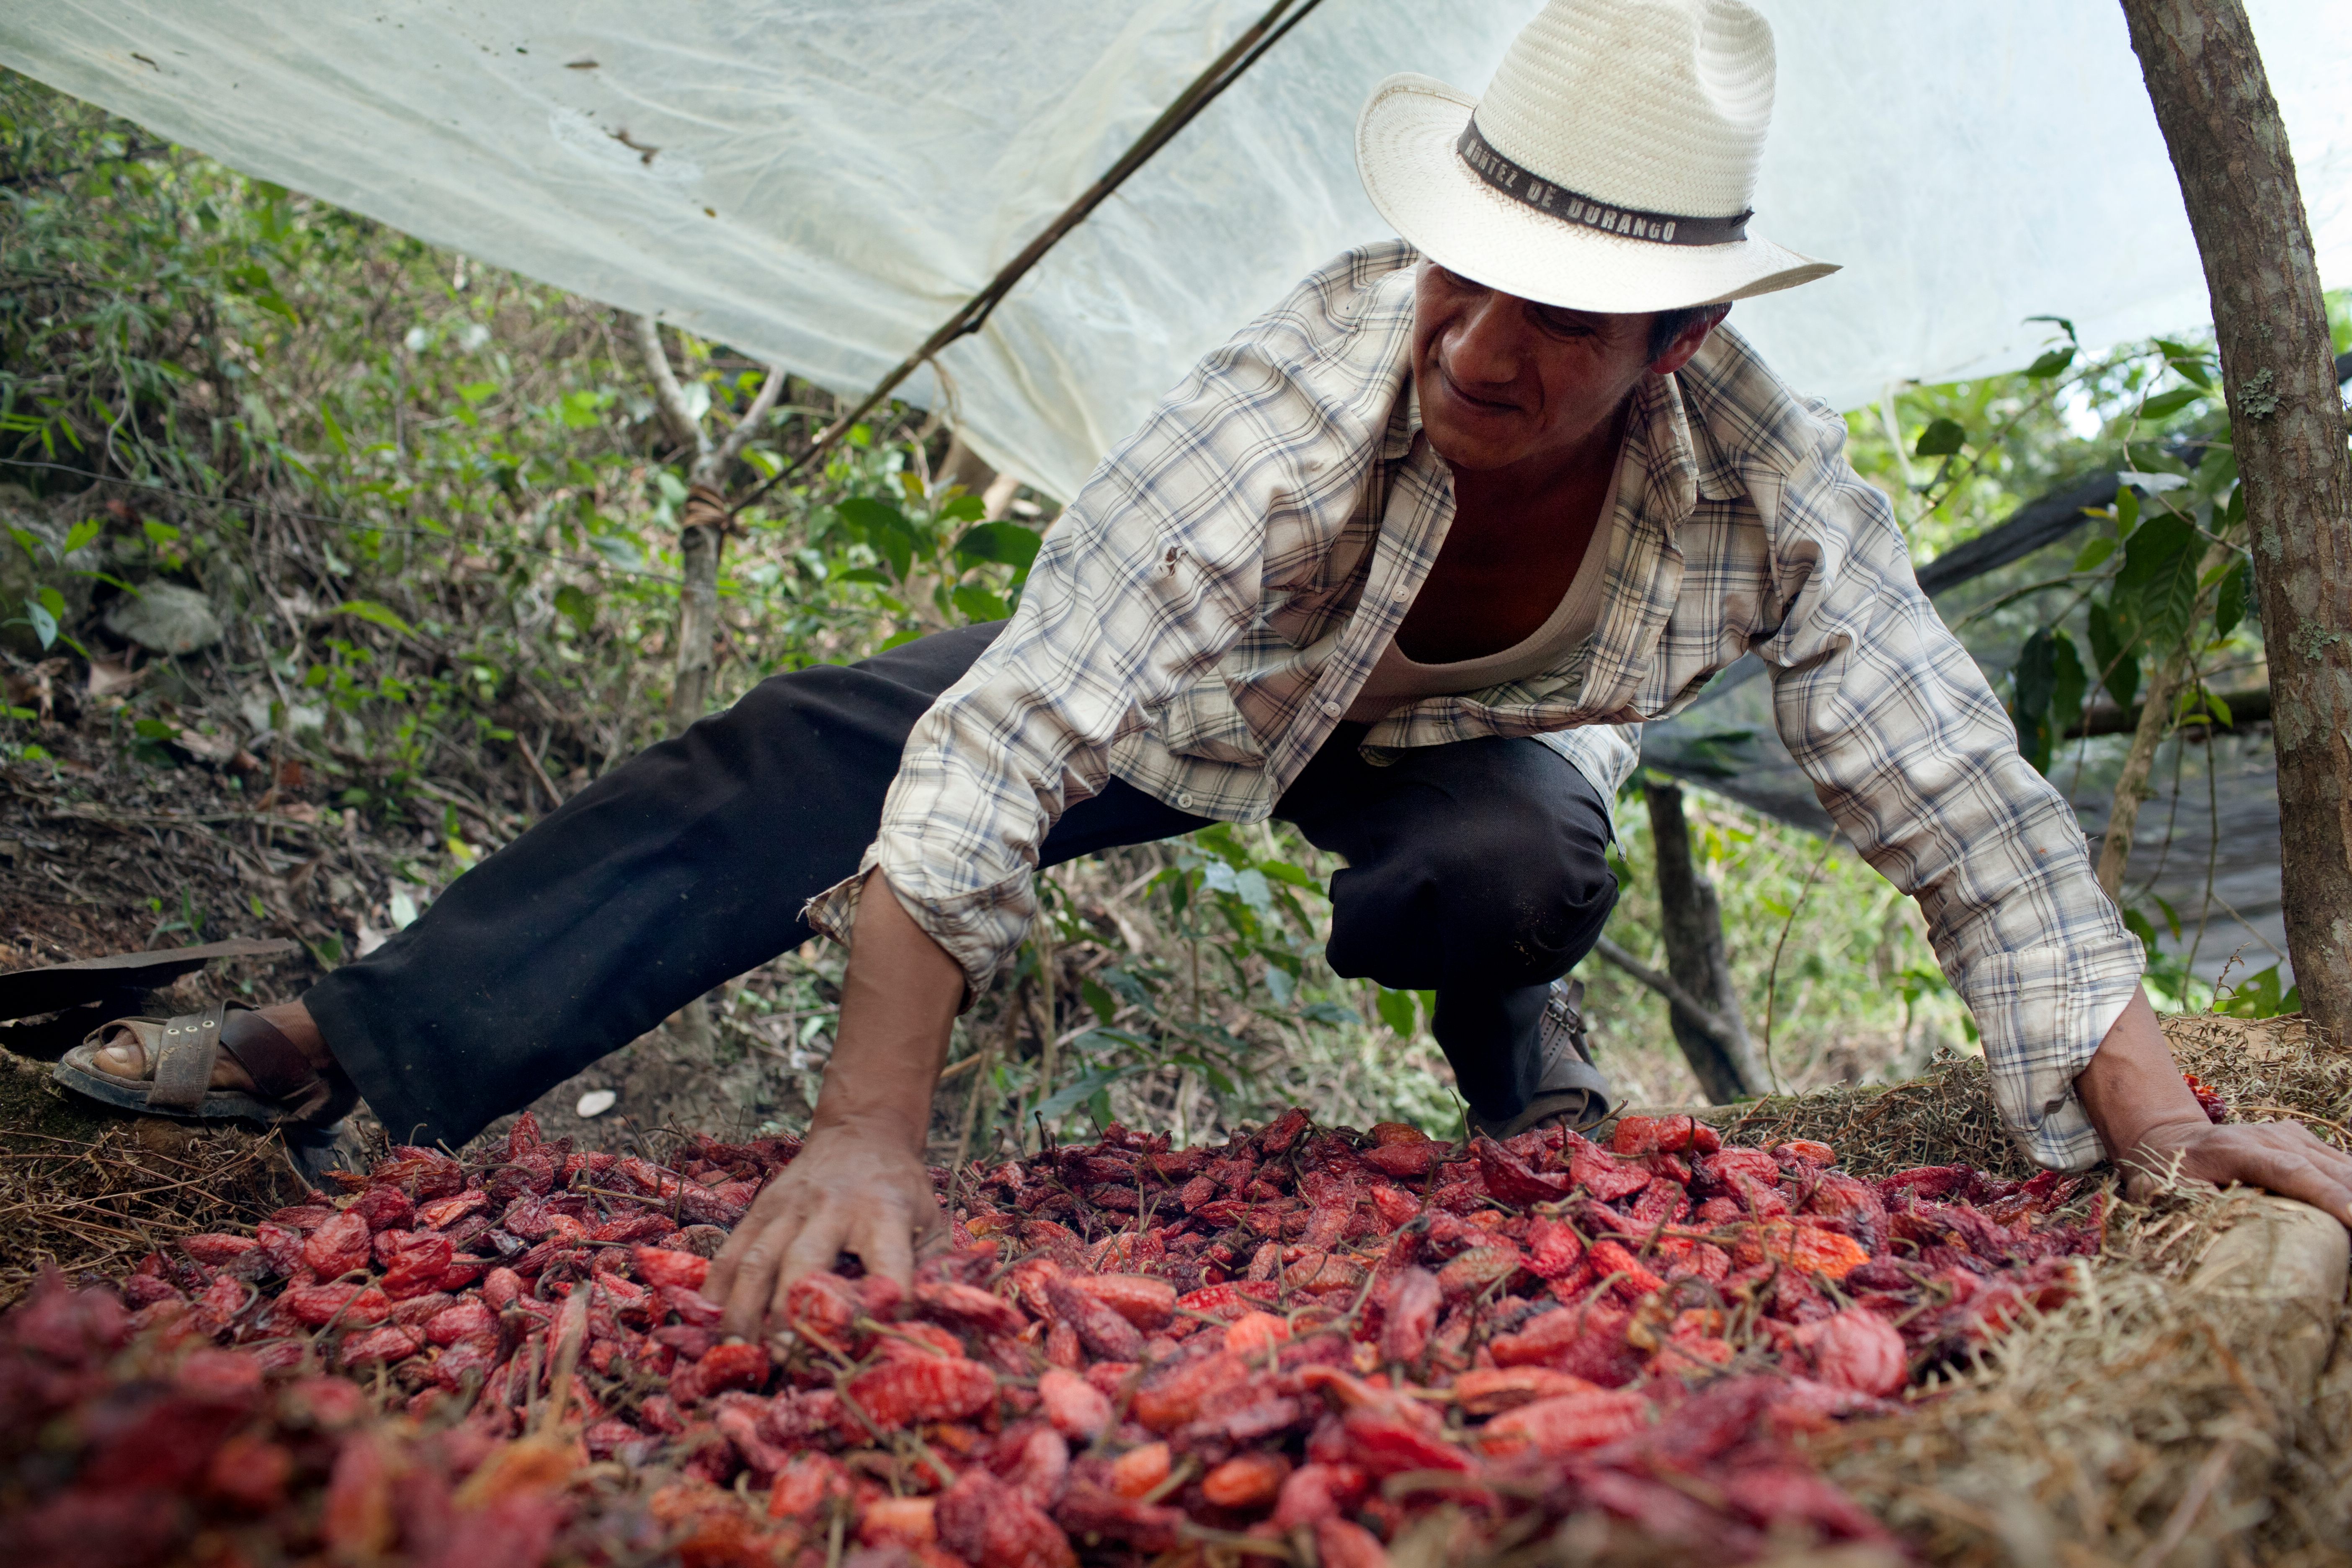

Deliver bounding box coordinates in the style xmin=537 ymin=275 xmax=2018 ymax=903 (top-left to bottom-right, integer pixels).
xmin=0 ymin=695 xmax=815 ymax=1152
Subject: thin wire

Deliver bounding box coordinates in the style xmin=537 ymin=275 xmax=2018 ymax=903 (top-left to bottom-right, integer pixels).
xmin=1760 ymin=834 xmax=1836 ymax=1095
xmin=2184 ymin=716 xmax=2221 ymax=980
xmin=728 ymin=0 xmax=1328 ymax=517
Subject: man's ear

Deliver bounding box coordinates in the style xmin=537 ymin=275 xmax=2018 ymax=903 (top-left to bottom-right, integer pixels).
xmin=1650 ymin=305 xmax=1730 ymax=376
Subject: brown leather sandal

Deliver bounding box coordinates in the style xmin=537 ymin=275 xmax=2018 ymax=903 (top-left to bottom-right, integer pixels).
xmin=53 ymin=1000 xmax=356 ymax=1127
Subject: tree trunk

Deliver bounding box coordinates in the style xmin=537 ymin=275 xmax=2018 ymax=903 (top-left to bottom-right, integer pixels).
xmin=1642 ymin=778 xmax=1767 ymax=1100
xmin=668 ymin=501 xmax=723 ymax=735
xmin=2122 ymin=0 xmax=2352 ymax=1038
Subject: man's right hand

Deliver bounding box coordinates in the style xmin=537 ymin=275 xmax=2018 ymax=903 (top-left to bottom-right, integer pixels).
xmin=698 ymin=866 xmax=965 ymax=1337
xmin=704 ymin=1116 xmax=944 ymax=1340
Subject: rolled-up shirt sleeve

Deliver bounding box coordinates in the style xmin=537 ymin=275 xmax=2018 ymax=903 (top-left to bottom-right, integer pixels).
xmin=802 ymin=329 xmax=1353 ymax=995
xmin=1753 ymin=422 xmax=2143 ymax=1171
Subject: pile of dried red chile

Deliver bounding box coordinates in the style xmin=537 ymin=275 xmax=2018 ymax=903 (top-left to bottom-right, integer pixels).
xmin=2 ymin=1106 xmax=2107 ymax=1566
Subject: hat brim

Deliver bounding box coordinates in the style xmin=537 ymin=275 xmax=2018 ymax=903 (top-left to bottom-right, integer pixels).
xmin=1355 ymin=73 xmax=1838 ymax=315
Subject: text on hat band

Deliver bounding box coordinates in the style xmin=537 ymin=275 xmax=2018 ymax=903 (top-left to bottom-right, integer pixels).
xmin=1454 ymin=118 xmax=1752 ymax=248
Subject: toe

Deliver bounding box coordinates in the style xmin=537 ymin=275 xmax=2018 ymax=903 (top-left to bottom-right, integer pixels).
xmin=88 ymin=1024 xmax=154 ymax=1081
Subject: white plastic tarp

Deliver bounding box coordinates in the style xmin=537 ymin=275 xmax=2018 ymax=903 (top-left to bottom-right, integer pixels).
xmin=5 ymin=3 xmax=2349 ymax=500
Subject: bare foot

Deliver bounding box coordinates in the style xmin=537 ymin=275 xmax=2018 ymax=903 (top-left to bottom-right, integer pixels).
xmin=90 ymin=1001 xmax=331 ymax=1091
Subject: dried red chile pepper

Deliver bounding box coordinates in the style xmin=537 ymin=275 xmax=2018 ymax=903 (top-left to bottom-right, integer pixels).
xmin=2 ymin=1101 xmax=2120 ymax=1564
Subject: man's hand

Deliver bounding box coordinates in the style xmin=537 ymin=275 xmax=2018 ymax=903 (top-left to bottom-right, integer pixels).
xmin=705 ymin=1118 xmax=943 ymax=1340
xmin=702 ymin=867 xmax=965 ymax=1336
xmin=2079 ymin=988 xmax=2352 ymax=1222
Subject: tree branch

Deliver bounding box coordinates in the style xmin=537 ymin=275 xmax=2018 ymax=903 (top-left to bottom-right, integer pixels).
xmin=701 ymin=364 xmax=785 ymax=486
xmin=1590 ymin=935 xmax=1743 ymax=1047
xmin=626 ymin=312 xmax=705 ymax=455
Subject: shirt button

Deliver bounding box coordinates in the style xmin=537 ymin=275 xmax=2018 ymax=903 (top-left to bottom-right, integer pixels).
xmin=1176 ymin=792 xmax=1194 ymax=808
xmin=1391 ymin=585 xmax=1410 ymax=602
xmin=1320 ymin=699 xmax=1342 ymax=717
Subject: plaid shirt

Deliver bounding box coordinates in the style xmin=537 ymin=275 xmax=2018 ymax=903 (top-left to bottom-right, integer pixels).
xmin=809 ymin=240 xmax=2143 ymax=1171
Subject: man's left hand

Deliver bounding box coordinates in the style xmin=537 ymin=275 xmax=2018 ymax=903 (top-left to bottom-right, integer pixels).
xmin=2110 ymin=1106 xmax=2352 ymax=1221
xmin=2079 ymin=988 xmax=2352 ymax=1224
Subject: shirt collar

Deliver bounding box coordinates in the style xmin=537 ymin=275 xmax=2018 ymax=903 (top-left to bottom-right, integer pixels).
xmin=1382 ymin=376 xmax=1422 ymax=462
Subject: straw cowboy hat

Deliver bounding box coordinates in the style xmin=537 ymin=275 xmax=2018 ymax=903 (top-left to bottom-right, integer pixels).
xmin=1357 ymin=0 xmax=1837 ymax=314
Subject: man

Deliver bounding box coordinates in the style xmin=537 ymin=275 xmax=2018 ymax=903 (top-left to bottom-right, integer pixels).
xmin=64 ymin=0 xmax=2352 ymax=1338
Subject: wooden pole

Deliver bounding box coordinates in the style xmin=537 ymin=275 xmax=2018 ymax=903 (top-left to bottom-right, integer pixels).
xmin=1638 ymin=778 xmax=1766 ymax=1101
xmin=2120 ymin=0 xmax=2352 ymax=1038
xmin=626 ymin=312 xmax=781 ymax=737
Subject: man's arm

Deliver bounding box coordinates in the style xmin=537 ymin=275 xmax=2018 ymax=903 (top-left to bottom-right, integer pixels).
xmin=2081 ymin=988 xmax=2352 ymax=1222
xmin=704 ymin=869 xmax=962 ymax=1336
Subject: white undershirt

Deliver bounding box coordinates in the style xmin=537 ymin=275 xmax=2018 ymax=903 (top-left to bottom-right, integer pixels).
xmin=1344 ymin=505 xmax=1615 ymax=723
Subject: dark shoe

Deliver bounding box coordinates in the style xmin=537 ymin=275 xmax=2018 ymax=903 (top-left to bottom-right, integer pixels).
xmin=54 ymin=999 xmax=356 ymax=1128
xmin=1467 ymin=977 xmax=1614 ymax=1139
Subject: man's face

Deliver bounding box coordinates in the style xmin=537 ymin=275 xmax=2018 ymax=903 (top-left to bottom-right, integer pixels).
xmin=1411 ymin=261 xmax=1703 ymax=475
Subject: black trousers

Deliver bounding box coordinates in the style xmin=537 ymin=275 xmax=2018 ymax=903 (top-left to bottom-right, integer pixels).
xmin=307 ymin=624 xmax=1617 ymax=1146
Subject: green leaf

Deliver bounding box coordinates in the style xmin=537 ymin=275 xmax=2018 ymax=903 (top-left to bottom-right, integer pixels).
xmin=2072 ymin=536 xmax=2116 ymax=572
xmin=836 ymin=495 xmax=909 ymax=535
xmin=839 ymin=496 xmax=917 ymax=580
xmin=938 ymin=494 xmax=987 ymax=524
xmin=2024 ymin=347 xmax=2075 ymax=379
xmin=2114 ymin=513 xmax=2200 ymax=653
xmin=2200 ymin=688 xmax=2233 ymax=727
xmin=319 ymin=402 xmax=348 ymax=456
xmin=588 ymin=533 xmax=643 ymax=570
xmin=1081 ymin=975 xmax=1117 ymax=1026
xmin=952 ymin=522 xmax=1042 ymax=573
xmin=334 ymin=598 xmax=415 ymax=636
xmin=2190 ymin=449 xmax=2239 ymax=505
xmin=62 ymin=518 xmax=100 ymax=554
xmin=1913 ymin=417 xmax=1967 ymax=458
xmin=8 ymin=527 xmax=43 ymax=562
xmin=143 ymin=518 xmax=181 ymax=548
xmin=2050 ymin=628 xmax=2088 ymax=738
xmin=950 ymin=584 xmax=1009 ymax=624
xmin=553 ymin=583 xmax=596 ymax=635
xmin=457 ymin=380 xmax=498 ymax=406
xmin=1163 ymin=1051 xmax=1238 ymax=1097
xmin=2155 ymin=340 xmax=2215 ymax=387
xmin=2086 ymin=600 xmax=2141 ymax=711
xmin=2213 ymin=559 xmax=2250 ymax=638
xmin=1033 ymin=1064 xmax=1146 ymax=1124
xmin=1375 ymin=986 xmax=1418 ymax=1038
xmin=23 ymin=599 xmax=55 ymax=650
xmin=36 ymin=585 xmax=64 ymax=617
xmin=2216 ymin=963 xmax=2293 ymax=1019
xmin=559 ymin=389 xmax=608 ymax=429
xmin=2012 ymin=628 xmax=2059 ymax=773
xmin=2004 ymin=625 xmax=2060 ymax=724
xmin=2137 ymin=387 xmax=2202 ymax=420
xmin=2115 ymin=487 xmax=2140 ymax=539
